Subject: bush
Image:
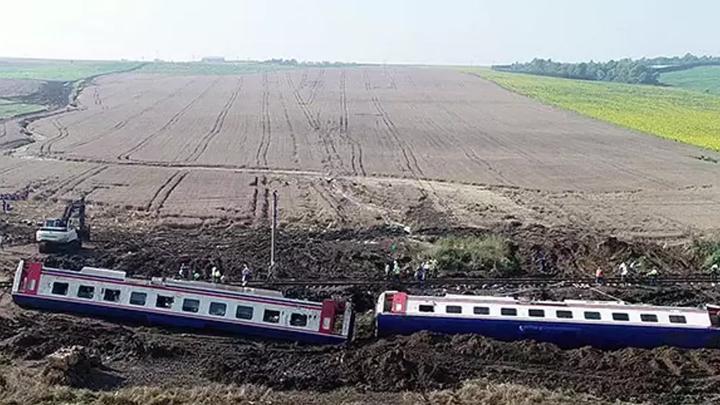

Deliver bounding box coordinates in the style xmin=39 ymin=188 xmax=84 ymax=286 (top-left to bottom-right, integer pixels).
xmin=429 ymin=235 xmax=519 ymax=276
xmin=692 ymin=238 xmax=720 ymax=269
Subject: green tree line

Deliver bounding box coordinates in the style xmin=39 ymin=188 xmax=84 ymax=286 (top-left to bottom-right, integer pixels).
xmin=493 ymin=53 xmax=720 ymax=85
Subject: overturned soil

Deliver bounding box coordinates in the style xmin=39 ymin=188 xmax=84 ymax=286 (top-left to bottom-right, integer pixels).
xmin=1 ymin=222 xmax=719 ymax=404
xmin=0 ymin=311 xmax=718 ymax=404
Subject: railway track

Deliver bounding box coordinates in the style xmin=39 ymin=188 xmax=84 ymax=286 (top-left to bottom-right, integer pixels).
xmin=1 ymin=276 xmax=718 ymax=291
xmin=244 ymin=275 xmax=720 ymax=289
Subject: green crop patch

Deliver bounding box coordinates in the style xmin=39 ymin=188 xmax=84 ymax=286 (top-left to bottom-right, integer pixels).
xmin=0 ymin=99 xmax=45 ymax=119
xmin=660 ymin=66 xmax=720 ymax=95
xmin=0 ymin=59 xmax=142 ymax=81
xmin=468 ymin=68 xmax=720 ymax=152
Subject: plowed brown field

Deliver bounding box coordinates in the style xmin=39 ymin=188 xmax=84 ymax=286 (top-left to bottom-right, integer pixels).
xmin=1 ymin=66 xmax=719 ymax=235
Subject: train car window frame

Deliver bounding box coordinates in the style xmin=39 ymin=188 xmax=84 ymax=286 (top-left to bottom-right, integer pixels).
xmin=556 ymin=310 xmax=573 ymax=319
xmin=156 ymin=295 xmax=174 ymax=309
xmin=640 ymin=314 xmax=658 ymax=322
xmin=501 ymin=308 xmax=517 ymax=316
xmin=669 ymin=315 xmax=687 ymax=324
xmin=418 ymin=305 xmax=434 ymax=313
xmin=209 ymin=302 xmax=227 ymax=317
xmin=103 ymin=288 xmax=121 ymax=302
xmin=263 ymin=309 xmax=281 ymax=324
xmin=236 ymin=305 xmax=254 ymax=320
xmin=290 ymin=313 xmax=308 ymax=327
xmin=528 ymin=309 xmax=545 ymax=318
xmin=129 ymin=292 xmax=147 ymax=306
xmin=612 ymin=313 xmax=630 ymax=321
xmin=77 ymin=285 xmax=95 ymax=299
xmin=473 ymin=306 xmax=490 ymax=315
xmin=182 ymin=298 xmax=200 ymax=313
xmin=584 ymin=311 xmax=601 ymax=320
xmin=51 ymin=282 xmax=69 ymax=296
xmin=446 ymin=305 xmax=462 ymax=314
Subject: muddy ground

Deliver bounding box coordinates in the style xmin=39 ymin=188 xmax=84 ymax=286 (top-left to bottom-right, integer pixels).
xmin=1 ymin=306 xmax=719 ymax=405
xmin=0 ymin=220 xmax=719 ymax=404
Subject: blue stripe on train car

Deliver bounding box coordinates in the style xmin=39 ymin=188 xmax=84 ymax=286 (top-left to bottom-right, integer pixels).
xmin=13 ymin=294 xmax=345 ymax=345
xmin=376 ymin=314 xmax=720 ymax=349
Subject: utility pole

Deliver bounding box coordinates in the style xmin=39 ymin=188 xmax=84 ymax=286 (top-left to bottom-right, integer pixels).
xmin=270 ymin=190 xmax=278 ymax=271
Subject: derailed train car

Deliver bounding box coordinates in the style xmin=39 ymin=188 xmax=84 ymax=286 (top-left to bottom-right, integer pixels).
xmin=12 ymin=260 xmax=720 ymax=349
xmin=375 ymin=291 xmax=720 ymax=349
xmin=11 ymin=261 xmax=353 ymax=345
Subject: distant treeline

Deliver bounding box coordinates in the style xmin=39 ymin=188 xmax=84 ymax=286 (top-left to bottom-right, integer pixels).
xmin=493 ymin=53 xmax=720 ymax=85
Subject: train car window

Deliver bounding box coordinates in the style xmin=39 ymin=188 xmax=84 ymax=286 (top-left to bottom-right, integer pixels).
xmin=129 ymin=292 xmax=147 ymax=306
xmin=669 ymin=315 xmax=687 ymax=324
xmin=446 ymin=305 xmax=462 ymax=314
xmin=103 ymin=289 xmax=121 ymax=302
xmin=236 ymin=305 xmax=254 ymax=320
xmin=263 ymin=309 xmax=281 ymax=323
xmin=418 ymin=305 xmax=434 ymax=313
xmin=612 ymin=313 xmax=630 ymax=321
xmin=51 ymin=282 xmax=69 ymax=295
xmin=473 ymin=306 xmax=490 ymax=315
xmin=290 ymin=313 xmax=308 ymax=327
xmin=77 ymin=285 xmax=95 ymax=299
xmin=156 ymin=295 xmax=174 ymax=309
xmin=182 ymin=298 xmax=200 ymax=313
xmin=528 ymin=309 xmax=545 ymax=317
xmin=209 ymin=302 xmax=227 ymax=316
xmin=584 ymin=311 xmax=601 ymax=320
xmin=640 ymin=314 xmax=658 ymax=322
xmin=501 ymin=308 xmax=517 ymax=316
xmin=556 ymin=310 xmax=573 ymax=319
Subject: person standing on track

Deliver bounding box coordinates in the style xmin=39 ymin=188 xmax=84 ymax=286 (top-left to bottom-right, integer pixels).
xmin=646 ymin=268 xmax=659 ymax=285
xmin=619 ymin=261 xmax=629 ymax=283
xmin=241 ymin=263 xmax=252 ymax=286
xmin=392 ymin=259 xmax=401 ymax=281
xmin=595 ymin=267 xmax=605 ymax=285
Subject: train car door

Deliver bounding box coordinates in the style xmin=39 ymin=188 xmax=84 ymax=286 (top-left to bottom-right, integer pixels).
xmin=18 ymin=262 xmax=42 ymax=295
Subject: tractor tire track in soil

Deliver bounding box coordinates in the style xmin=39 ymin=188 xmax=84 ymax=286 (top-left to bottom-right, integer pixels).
xmin=255 ymin=73 xmax=272 ymax=167
xmin=117 ymin=77 xmax=222 ymax=161
xmin=310 ymin=180 xmax=347 ymax=223
xmin=38 ymin=118 xmax=70 ymax=155
xmin=47 ymin=165 xmax=109 ymax=199
xmin=65 ymin=79 xmax=199 ymax=151
xmin=364 ymin=71 xmax=424 ymax=179
xmin=276 ymin=90 xmax=299 ymax=166
xmin=145 ymin=170 xmax=188 ymax=213
xmin=366 ymin=69 xmax=454 ymax=214
xmin=184 ymin=78 xmax=243 ymax=163
xmin=286 ymin=71 xmax=343 ymax=173
xmin=339 ymin=70 xmax=366 ymax=176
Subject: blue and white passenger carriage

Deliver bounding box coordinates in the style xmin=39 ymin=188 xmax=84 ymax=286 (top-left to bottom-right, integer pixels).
xmin=11 ymin=261 xmax=354 ymax=345
xmin=376 ymin=291 xmax=720 ymax=349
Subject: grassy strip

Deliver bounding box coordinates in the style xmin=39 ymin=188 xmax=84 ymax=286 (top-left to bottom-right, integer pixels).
xmin=660 ymin=65 xmax=720 ymax=95
xmin=468 ymin=68 xmax=720 ymax=152
xmin=0 ymin=100 xmax=45 ymax=119
xmin=0 ymin=60 xmax=142 ymax=81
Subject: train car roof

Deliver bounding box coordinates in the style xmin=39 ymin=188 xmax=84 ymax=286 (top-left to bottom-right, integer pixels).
xmin=398 ymin=292 xmax=708 ymax=313
xmin=45 ymin=265 xmax=286 ymax=299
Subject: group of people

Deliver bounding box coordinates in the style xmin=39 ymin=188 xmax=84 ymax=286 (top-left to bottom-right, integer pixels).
xmin=594 ymin=259 xmax=719 ymax=285
xmin=177 ymin=262 xmax=254 ymax=286
xmin=595 ymin=260 xmax=660 ymax=285
xmin=385 ymin=258 xmax=437 ymax=284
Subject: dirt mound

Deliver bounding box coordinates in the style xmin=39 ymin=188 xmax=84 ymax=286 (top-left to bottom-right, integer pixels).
xmin=0 ymin=314 xmax=183 ymax=361
xmin=41 ymin=345 xmax=103 ymax=386
xmin=3 ymin=309 xmax=720 ymax=403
